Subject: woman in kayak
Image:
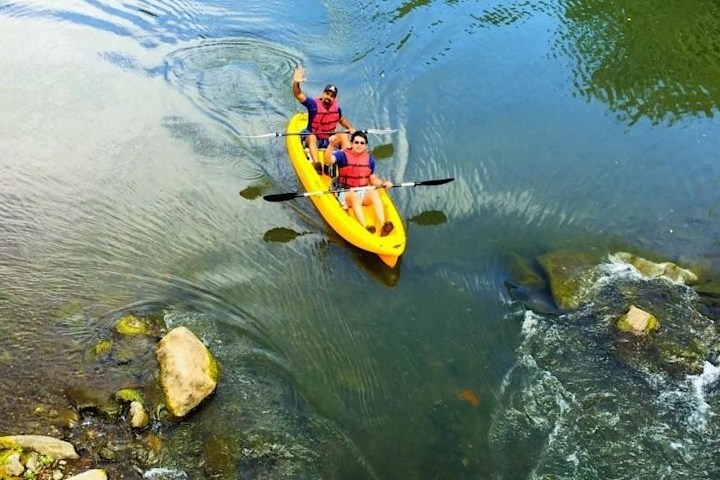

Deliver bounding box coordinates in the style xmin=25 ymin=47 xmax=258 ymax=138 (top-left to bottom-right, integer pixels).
xmin=323 ymin=131 xmax=394 ymax=236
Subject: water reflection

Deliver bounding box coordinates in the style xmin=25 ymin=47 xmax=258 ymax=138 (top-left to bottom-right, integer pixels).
xmin=350 ymin=250 xmax=401 ymax=287
xmin=262 ymin=226 xmax=307 ymax=243
xmin=409 ymin=209 xmax=448 ymax=226
xmin=0 ymin=0 xmax=199 ymax=46
xmin=237 ymin=184 xmax=267 ymax=200
xmin=468 ymin=0 xmax=720 ymax=125
xmin=387 ymin=0 xmax=720 ymax=125
xmin=371 ymin=143 xmax=395 ymax=160
xmin=558 ymin=0 xmax=720 ymax=125
xmin=0 ymin=0 xmax=288 ymax=48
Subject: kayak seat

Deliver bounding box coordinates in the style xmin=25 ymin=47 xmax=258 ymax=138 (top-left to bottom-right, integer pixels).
xmin=312 ymin=162 xmax=337 ymax=177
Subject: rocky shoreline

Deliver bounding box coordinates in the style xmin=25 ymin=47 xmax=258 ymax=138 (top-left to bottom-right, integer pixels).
xmin=1 ymin=316 xmax=219 ymax=479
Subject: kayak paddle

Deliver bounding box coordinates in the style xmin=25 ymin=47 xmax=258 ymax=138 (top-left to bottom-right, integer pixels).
xmin=240 ymin=128 xmax=397 ymax=139
xmin=263 ymin=178 xmax=454 ymax=202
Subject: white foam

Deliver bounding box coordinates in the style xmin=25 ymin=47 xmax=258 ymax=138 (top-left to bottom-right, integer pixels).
xmin=142 ymin=468 xmax=188 ymax=480
xmin=521 ymin=310 xmax=542 ymax=337
xmin=687 ymin=361 xmax=720 ymax=431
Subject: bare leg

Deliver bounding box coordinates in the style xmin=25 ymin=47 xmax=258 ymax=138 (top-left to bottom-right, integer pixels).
xmin=364 ymin=189 xmax=385 ymax=224
xmin=346 ymin=192 xmax=368 ymax=227
xmin=366 ymin=189 xmax=394 ymax=236
xmin=306 ymin=134 xmax=319 ymax=163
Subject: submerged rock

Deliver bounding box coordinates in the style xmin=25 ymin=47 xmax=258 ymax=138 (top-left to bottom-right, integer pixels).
xmin=202 ymin=433 xmax=239 ymax=478
xmin=115 ymin=314 xmax=152 ymax=336
xmin=1 ymin=309 xmax=234 ymax=479
xmin=507 ymin=252 xmax=546 ymax=291
xmin=65 ymin=385 xmax=121 ymax=420
xmin=536 ymin=250 xmax=601 ymax=310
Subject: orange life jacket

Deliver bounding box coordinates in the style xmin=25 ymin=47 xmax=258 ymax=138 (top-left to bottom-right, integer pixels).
xmin=310 ymin=98 xmax=341 ymax=140
xmin=338 ymin=149 xmax=372 ymax=187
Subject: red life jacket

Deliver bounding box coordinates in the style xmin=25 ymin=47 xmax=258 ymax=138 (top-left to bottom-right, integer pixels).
xmin=310 ymin=98 xmax=341 ymax=140
xmin=338 ymin=149 xmax=372 ymax=187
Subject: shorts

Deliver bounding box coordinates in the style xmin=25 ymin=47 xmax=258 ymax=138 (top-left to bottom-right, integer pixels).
xmin=337 ymin=189 xmax=366 ymax=209
xmin=301 ymin=129 xmax=330 ymax=149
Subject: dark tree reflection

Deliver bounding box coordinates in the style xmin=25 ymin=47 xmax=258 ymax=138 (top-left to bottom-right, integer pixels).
xmin=558 ymin=0 xmax=720 ymax=125
xmin=389 ymin=0 xmax=720 ymax=125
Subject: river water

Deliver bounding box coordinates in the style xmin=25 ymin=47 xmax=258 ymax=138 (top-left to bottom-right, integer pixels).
xmin=2 ymin=0 xmax=720 ymax=478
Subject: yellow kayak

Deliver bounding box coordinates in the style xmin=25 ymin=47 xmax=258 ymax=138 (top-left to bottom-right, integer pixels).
xmin=285 ymin=112 xmax=406 ymax=267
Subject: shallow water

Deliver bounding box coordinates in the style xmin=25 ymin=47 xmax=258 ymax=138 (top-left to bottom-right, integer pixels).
xmin=2 ymin=0 xmax=720 ymax=478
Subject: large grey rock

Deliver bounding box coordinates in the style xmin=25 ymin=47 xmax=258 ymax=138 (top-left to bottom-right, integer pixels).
xmin=156 ymin=326 xmax=220 ymax=417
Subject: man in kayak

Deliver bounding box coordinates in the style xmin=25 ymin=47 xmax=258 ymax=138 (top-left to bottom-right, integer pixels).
xmin=323 ymin=131 xmax=394 ymax=236
xmin=292 ymin=66 xmax=355 ymax=167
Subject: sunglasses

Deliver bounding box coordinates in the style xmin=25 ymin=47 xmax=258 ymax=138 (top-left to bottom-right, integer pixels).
xmin=352 ymin=140 xmax=366 ymax=145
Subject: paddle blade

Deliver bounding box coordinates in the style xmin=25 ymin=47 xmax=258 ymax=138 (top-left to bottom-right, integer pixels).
xmin=365 ymin=128 xmax=398 ymax=134
xmin=263 ymin=192 xmax=300 ymax=202
xmin=417 ymin=177 xmax=454 ymax=186
xmin=238 ymin=133 xmax=279 ymax=138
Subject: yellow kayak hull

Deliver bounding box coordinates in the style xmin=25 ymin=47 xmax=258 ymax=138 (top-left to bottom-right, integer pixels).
xmin=285 ymin=113 xmax=406 ymax=267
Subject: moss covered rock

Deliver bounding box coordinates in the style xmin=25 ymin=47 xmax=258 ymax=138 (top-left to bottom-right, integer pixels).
xmin=114 ymin=314 xmax=151 ymax=336
xmin=536 ymin=250 xmax=600 ymax=310
xmin=612 ymin=252 xmax=698 ymax=285
xmin=115 ymin=388 xmax=144 ymax=404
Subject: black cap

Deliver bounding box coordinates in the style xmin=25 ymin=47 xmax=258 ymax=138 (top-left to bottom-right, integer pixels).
xmin=324 ymin=84 xmax=338 ymax=96
xmin=351 ymin=131 xmax=368 ymax=143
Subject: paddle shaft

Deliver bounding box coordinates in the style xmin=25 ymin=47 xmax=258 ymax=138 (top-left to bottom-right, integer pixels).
xmin=241 ymin=128 xmax=396 ymax=139
xmin=263 ymin=178 xmax=453 ymax=202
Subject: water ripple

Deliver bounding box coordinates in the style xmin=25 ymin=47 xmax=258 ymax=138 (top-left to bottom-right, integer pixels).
xmin=164 ymin=39 xmax=301 ymax=136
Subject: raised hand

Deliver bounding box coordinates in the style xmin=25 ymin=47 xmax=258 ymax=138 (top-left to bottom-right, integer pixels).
xmin=293 ymin=67 xmax=305 ymax=84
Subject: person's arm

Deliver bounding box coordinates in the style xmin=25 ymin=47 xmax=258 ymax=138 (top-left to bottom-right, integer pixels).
xmin=338 ymin=113 xmax=354 ymax=133
xmin=369 ymin=158 xmax=391 ymax=187
xmin=369 ymin=174 xmax=392 ymax=188
xmin=325 ymin=147 xmax=340 ymax=165
xmin=292 ymin=67 xmax=307 ymax=103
